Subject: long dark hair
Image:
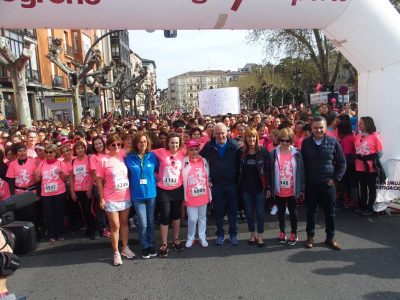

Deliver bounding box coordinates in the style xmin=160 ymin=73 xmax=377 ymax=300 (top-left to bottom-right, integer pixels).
xmin=91 ymin=136 xmax=106 ymax=155
xmin=361 ymin=116 xmax=376 ymax=134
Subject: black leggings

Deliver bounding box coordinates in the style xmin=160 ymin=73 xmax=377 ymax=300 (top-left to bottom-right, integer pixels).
xmin=357 ymin=172 xmax=377 ymax=211
xmin=276 ymin=196 xmax=297 ymax=234
xmin=75 ymin=191 xmax=96 ymax=231
xmin=41 ymin=193 xmax=67 ymax=239
xmin=158 ymin=200 xmax=182 ymax=226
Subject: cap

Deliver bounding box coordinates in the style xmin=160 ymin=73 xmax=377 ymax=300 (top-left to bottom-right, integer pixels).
xmin=185 ymin=140 xmax=200 ymax=148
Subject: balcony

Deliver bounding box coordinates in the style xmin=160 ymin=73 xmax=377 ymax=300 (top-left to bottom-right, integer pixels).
xmin=52 ymin=75 xmax=65 ymax=88
xmin=65 ymin=44 xmax=76 ymax=57
xmin=26 ymin=69 xmax=40 ymax=83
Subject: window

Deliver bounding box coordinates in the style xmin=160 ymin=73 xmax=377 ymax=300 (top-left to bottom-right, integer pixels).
xmin=111 ymin=44 xmax=120 ymax=56
xmin=4 ymin=30 xmax=23 ymax=58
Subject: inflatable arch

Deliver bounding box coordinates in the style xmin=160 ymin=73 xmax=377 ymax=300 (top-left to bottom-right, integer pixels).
xmin=1 ymin=0 xmax=400 ymax=162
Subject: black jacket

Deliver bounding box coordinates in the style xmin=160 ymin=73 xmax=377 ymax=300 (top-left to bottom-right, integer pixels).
xmin=239 ymin=147 xmax=271 ymax=193
xmin=301 ymin=134 xmax=346 ymax=185
xmin=200 ymin=138 xmax=240 ymax=186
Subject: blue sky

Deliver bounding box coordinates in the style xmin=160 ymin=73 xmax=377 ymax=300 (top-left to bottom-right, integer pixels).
xmin=129 ymin=30 xmax=266 ymax=89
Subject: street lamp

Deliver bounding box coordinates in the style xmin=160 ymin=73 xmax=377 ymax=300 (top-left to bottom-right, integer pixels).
xmin=292 ymin=68 xmax=302 ymax=106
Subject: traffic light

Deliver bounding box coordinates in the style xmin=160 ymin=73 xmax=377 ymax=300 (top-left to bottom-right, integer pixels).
xmin=164 ymin=30 xmax=177 ymax=38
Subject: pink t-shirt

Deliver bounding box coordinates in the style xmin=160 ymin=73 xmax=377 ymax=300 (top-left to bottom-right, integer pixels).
xmin=0 ymin=178 xmax=11 ymax=201
xmin=267 ymin=143 xmax=277 ymax=153
xmin=72 ymin=156 xmax=92 ymax=191
xmin=340 ymin=134 xmax=356 ymax=155
xmin=153 ymin=148 xmax=185 ymax=190
xmin=6 ymin=158 xmax=37 ymax=194
xmin=326 ymin=129 xmax=338 ymax=139
xmin=276 ymin=152 xmax=295 ymax=198
xmin=96 ymin=154 xmax=130 ymax=202
xmin=37 ymin=160 xmax=69 ymax=196
xmin=355 ymin=132 xmax=383 ymax=172
xmin=184 ymin=159 xmax=210 ymax=207
xmin=27 ymin=148 xmax=37 ymax=159
xmin=34 ymin=157 xmax=45 ymax=166
xmin=293 ymin=134 xmax=305 ymax=150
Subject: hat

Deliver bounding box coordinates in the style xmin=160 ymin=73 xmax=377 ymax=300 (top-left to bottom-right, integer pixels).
xmin=60 ymin=136 xmax=69 ymax=145
xmin=185 ymin=140 xmax=200 ymax=148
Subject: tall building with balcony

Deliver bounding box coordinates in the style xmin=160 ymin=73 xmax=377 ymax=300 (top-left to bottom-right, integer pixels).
xmin=0 ymin=29 xmax=42 ymax=121
xmin=142 ymin=59 xmax=157 ymax=114
xmin=167 ymin=66 xmax=255 ymax=111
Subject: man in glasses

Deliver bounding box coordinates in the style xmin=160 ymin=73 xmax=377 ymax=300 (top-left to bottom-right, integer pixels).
xmin=200 ymin=123 xmax=240 ymax=246
xmin=301 ymin=116 xmax=346 ymax=251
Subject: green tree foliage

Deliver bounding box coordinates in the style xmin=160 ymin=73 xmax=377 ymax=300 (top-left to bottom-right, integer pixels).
xmin=247 ymin=29 xmax=345 ymax=87
xmin=390 ymin=0 xmax=400 ymax=12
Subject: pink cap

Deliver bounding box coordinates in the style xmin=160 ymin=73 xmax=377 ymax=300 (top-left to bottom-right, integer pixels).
xmin=185 ymin=139 xmax=200 ymax=148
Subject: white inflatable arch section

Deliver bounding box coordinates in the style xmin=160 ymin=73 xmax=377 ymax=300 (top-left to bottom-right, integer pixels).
xmin=1 ymin=0 xmax=400 ymax=161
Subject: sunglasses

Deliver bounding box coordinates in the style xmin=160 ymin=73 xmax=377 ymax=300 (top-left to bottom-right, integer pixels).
xmin=279 ymin=139 xmax=291 ymax=144
xmin=61 ymin=149 xmax=70 ymax=154
xmin=45 ymin=151 xmax=54 ymax=154
xmin=170 ymin=156 xmax=176 ymax=166
xmin=110 ymin=143 xmax=122 ymax=148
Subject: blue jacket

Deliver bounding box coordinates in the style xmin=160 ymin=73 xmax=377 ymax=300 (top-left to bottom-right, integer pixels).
xmin=124 ymin=152 xmax=159 ymax=201
xmin=301 ymin=134 xmax=346 ymax=185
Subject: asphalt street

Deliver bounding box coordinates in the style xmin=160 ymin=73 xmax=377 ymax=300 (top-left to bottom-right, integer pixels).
xmin=8 ymin=208 xmax=400 ymax=300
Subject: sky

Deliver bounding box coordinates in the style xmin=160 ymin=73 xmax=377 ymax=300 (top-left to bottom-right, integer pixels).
xmin=128 ymin=30 xmax=266 ymax=90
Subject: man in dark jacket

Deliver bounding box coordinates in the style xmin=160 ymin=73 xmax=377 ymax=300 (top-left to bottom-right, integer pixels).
xmin=301 ymin=116 xmax=346 ymax=250
xmin=200 ymin=123 xmax=240 ymax=246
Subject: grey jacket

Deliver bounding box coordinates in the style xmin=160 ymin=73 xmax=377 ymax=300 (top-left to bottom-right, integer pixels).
xmin=269 ymin=146 xmax=305 ymax=199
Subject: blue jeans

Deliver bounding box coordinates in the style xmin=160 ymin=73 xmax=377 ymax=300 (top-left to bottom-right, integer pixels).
xmin=132 ymin=198 xmax=156 ymax=249
xmin=212 ymin=184 xmax=238 ymax=238
xmin=242 ymin=192 xmax=265 ymax=234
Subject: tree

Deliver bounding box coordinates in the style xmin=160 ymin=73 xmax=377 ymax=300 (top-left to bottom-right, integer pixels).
xmin=0 ymin=36 xmax=35 ymax=125
xmin=47 ymin=31 xmax=124 ymax=124
xmin=248 ymin=29 xmax=346 ymax=87
xmin=390 ymin=0 xmax=400 ymax=13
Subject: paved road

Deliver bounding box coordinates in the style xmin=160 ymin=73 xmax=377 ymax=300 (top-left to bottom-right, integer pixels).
xmin=8 ymin=208 xmax=400 ymax=300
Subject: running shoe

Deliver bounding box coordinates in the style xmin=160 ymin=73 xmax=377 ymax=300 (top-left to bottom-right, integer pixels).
xmin=185 ymin=239 xmax=194 ymax=248
xmin=278 ymin=232 xmax=287 ymax=244
xmin=287 ymin=233 xmax=298 ymax=246
xmin=121 ymin=246 xmax=135 ymax=259
xmin=148 ymin=247 xmax=157 ymax=258
xmin=159 ymin=244 xmax=169 ymax=258
xmin=270 ymin=205 xmax=278 ymax=215
xmin=102 ymin=228 xmax=111 ymax=238
xmin=173 ymin=239 xmax=184 ymax=252
xmin=199 ymin=238 xmax=208 ymax=248
xmin=230 ymin=236 xmax=239 ymax=246
xmin=141 ymin=248 xmax=150 ymax=259
xmin=215 ymin=236 xmax=225 ymax=246
xmin=113 ymin=252 xmax=122 ymax=266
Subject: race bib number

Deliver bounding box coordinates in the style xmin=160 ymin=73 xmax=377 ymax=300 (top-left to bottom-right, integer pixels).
xmin=74 ymin=165 xmax=86 ymax=175
xmin=280 ymin=178 xmax=291 ymax=189
xmin=163 ymin=167 xmax=179 ymax=187
xmin=191 ymin=185 xmax=206 ymax=197
xmin=115 ymin=178 xmax=129 ymax=190
xmin=44 ymin=183 xmax=58 ymax=193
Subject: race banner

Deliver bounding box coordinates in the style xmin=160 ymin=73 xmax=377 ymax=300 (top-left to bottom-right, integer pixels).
xmin=375 ymin=159 xmax=400 ymax=212
xmin=199 ymin=87 xmax=240 ymax=116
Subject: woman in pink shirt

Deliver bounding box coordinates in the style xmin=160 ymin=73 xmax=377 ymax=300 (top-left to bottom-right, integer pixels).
xmin=354 ymin=117 xmax=383 ymax=216
xmin=182 ymin=140 xmax=211 ymax=248
xmin=0 ymin=150 xmax=10 ymax=201
xmin=34 ymin=144 xmax=69 ymax=242
xmin=97 ymin=134 xmax=135 ymax=266
xmin=90 ymin=136 xmax=110 ymax=238
xmin=152 ymin=132 xmax=185 ymax=258
xmin=69 ymin=141 xmax=95 ymax=239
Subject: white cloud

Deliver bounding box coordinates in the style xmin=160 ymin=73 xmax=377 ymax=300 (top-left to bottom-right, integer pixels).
xmin=129 ymin=30 xmax=265 ymax=89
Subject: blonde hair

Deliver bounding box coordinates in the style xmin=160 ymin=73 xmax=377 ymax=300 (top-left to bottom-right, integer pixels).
xmin=45 ymin=144 xmax=60 ymax=157
xmin=243 ymin=127 xmax=260 ymax=152
xmin=278 ymin=128 xmax=294 ymax=144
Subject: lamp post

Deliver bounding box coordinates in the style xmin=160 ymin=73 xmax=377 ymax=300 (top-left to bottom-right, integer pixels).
xmin=292 ymin=68 xmax=302 ymax=106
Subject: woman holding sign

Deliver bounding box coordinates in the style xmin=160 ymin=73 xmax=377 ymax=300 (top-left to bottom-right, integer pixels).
xmin=34 ymin=144 xmax=69 ymax=242
xmin=97 ymin=134 xmax=135 ymax=266
xmin=153 ymin=132 xmax=185 ymax=258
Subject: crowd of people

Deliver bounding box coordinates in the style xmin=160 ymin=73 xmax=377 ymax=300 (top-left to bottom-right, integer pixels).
xmin=0 ymin=101 xmax=385 ymax=266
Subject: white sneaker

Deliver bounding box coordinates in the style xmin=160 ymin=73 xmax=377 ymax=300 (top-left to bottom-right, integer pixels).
xmin=185 ymin=239 xmax=194 ymax=248
xmin=113 ymin=252 xmax=122 ymax=266
xmin=285 ymin=207 xmax=289 ymax=215
xmin=270 ymin=205 xmax=278 ymax=215
xmin=121 ymin=246 xmax=135 ymax=259
xmin=199 ymin=238 xmax=208 ymax=248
